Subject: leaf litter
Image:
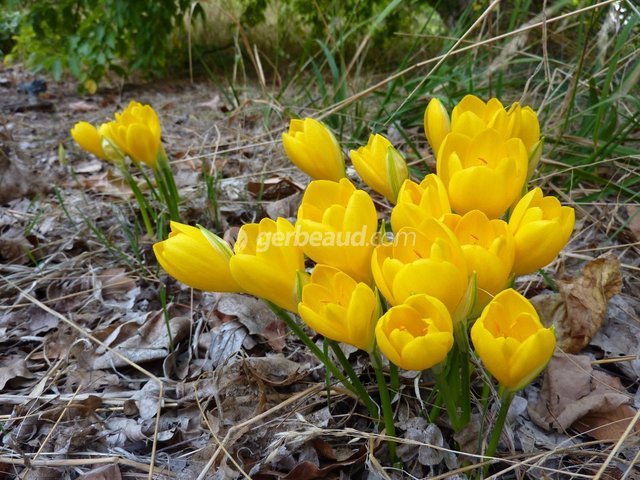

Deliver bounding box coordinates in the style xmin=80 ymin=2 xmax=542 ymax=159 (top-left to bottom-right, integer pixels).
xmin=0 ymin=67 xmax=638 ymax=479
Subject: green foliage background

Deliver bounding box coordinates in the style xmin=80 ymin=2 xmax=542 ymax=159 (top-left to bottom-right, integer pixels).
xmin=2 ymin=0 xmax=200 ymax=86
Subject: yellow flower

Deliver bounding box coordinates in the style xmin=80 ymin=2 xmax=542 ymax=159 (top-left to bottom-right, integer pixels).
xmin=298 ymin=265 xmax=379 ymax=352
xmin=375 ymin=294 xmax=454 ymax=371
xmin=391 ymin=174 xmax=451 ymax=233
xmin=425 ymin=95 xmax=541 ymax=167
xmin=450 ymin=95 xmax=540 ymax=153
xmin=70 ymin=121 xmax=106 ymax=159
xmin=350 ymin=133 xmax=408 ymax=202
xmin=282 ymin=118 xmax=345 ymax=181
xmin=424 ymin=97 xmax=451 ymax=156
xmin=445 ymin=210 xmax=515 ymax=313
xmin=296 ymin=178 xmax=378 ymax=283
xmin=437 ymin=128 xmax=528 ymax=219
xmin=153 ymin=222 xmax=241 ymax=292
xmin=229 ymin=217 xmax=305 ymax=313
xmin=102 ymin=101 xmax=163 ymax=168
xmin=509 ymin=188 xmax=575 ymax=275
xmin=371 ymin=219 xmax=468 ymax=314
xmin=470 ymin=288 xmax=555 ymax=391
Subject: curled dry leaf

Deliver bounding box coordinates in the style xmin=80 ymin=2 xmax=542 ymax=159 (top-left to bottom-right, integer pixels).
xmin=86 ymin=311 xmax=191 ymax=369
xmin=626 ymin=205 xmax=640 ymax=242
xmin=217 ymin=293 xmax=287 ymax=352
xmin=397 ymin=416 xmax=447 ymax=467
xmin=531 ymin=253 xmax=622 ymax=354
xmin=0 ymin=357 xmax=36 ymax=390
xmin=529 ymin=354 xmax=639 ymax=441
xmin=78 ymin=464 xmax=122 ymax=480
xmin=243 ymin=355 xmax=310 ymax=387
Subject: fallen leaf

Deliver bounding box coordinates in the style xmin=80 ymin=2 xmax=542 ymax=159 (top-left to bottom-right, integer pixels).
xmin=243 ymin=355 xmax=309 ymax=387
xmin=247 ymin=176 xmax=301 ymax=201
xmin=574 ymin=403 xmax=639 ymax=441
xmin=69 ymin=100 xmax=98 ymax=112
xmin=217 ymin=293 xmax=287 ymax=352
xmin=84 ymin=311 xmax=191 ymax=369
xmin=626 ymin=205 xmax=640 ymax=241
xmin=397 ymin=416 xmax=446 ymax=466
xmin=281 ymin=445 xmax=367 ymax=480
xmin=528 ymin=354 xmax=638 ymax=440
xmin=532 ymin=253 xmax=622 ymax=354
xmin=590 ymin=295 xmax=640 ymax=379
xmin=0 ymin=357 xmax=36 ymax=389
xmin=265 ymin=191 xmax=303 ymax=220
xmin=78 ymin=464 xmax=122 ymax=480
xmin=0 ymin=227 xmax=33 ymax=264
xmin=97 ymin=268 xmax=138 ymax=305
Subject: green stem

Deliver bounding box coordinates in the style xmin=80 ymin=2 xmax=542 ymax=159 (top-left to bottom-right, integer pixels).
xmin=370 ymin=349 xmax=398 ymax=467
xmin=120 ymin=166 xmax=155 ymax=239
xmin=327 ymin=341 xmax=379 ymax=421
xmin=483 ymin=388 xmax=515 ymax=477
xmin=427 ymin=389 xmax=443 ymax=424
xmin=389 ymin=362 xmax=400 ymax=394
xmin=434 ymin=364 xmax=463 ymax=431
xmin=266 ymin=302 xmax=378 ymax=420
xmin=459 ymin=346 xmax=471 ymax=428
xmin=477 ymin=378 xmax=492 ymax=454
xmin=156 ymin=149 xmax=180 ymax=221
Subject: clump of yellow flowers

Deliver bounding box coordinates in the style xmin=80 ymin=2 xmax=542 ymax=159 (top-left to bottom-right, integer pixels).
xmin=71 ymin=101 xmax=180 ymax=239
xmin=76 ymin=95 xmax=574 ymax=466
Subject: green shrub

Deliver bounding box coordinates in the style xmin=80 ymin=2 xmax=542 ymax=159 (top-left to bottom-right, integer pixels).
xmin=8 ymin=0 xmax=202 ymax=87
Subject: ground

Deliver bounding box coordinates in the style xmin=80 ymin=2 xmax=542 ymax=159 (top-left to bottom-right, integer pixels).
xmin=0 ymin=65 xmax=639 ymax=480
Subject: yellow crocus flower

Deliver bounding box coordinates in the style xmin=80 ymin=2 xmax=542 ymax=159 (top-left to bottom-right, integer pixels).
xmin=376 ymin=294 xmax=454 ymax=371
xmin=70 ymin=121 xmax=106 ymax=159
xmin=371 ymin=219 xmax=468 ymax=314
xmin=153 ymin=222 xmax=241 ymax=292
xmin=350 ymin=133 xmax=408 ymax=203
xmin=391 ymin=174 xmax=451 ymax=233
xmin=444 ymin=210 xmax=515 ymax=314
xmin=282 ymin=118 xmax=345 ymax=181
xmin=436 ymin=129 xmax=528 ymax=219
xmin=296 ymin=178 xmax=378 ymax=283
xmin=470 ymin=288 xmax=555 ymax=391
xmin=509 ymin=188 xmax=575 ymax=275
xmin=298 ymin=265 xmax=380 ymax=352
xmin=229 ymin=217 xmax=305 ymax=313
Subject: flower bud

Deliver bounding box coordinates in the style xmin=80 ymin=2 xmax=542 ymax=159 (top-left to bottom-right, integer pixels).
xmin=298 ymin=265 xmax=380 ymax=352
xmin=282 ymin=118 xmax=345 ymax=181
xmin=153 ymin=222 xmax=241 ymax=292
xmin=509 ymin=188 xmax=575 ymax=275
xmin=351 ymin=133 xmax=408 ymax=203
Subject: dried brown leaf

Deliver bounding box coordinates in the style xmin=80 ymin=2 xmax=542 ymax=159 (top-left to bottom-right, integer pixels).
xmin=0 ymin=227 xmax=32 ymax=264
xmin=626 ymin=206 xmax=640 ymax=242
xmin=574 ymin=403 xmax=640 ymax=441
xmin=528 ymin=354 xmax=637 ymax=438
xmin=534 ymin=253 xmax=622 ymax=354
xmin=265 ymin=191 xmax=303 ymax=221
xmin=217 ymin=294 xmax=287 ymax=352
xmin=243 ymin=355 xmax=309 ymax=387
xmin=0 ymin=357 xmax=36 ymax=390
xmin=86 ymin=311 xmax=191 ymax=369
xmin=98 ymin=268 xmax=137 ymax=299
xmin=247 ymin=176 xmax=300 ymax=201
xmin=280 ymin=445 xmax=367 ymax=480
xmin=68 ymin=100 xmax=99 ymax=113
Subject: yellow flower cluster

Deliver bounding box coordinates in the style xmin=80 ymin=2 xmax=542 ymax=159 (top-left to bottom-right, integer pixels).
xmin=154 ymin=94 xmax=575 ymax=391
xmin=71 ymin=101 xmax=163 ymax=168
